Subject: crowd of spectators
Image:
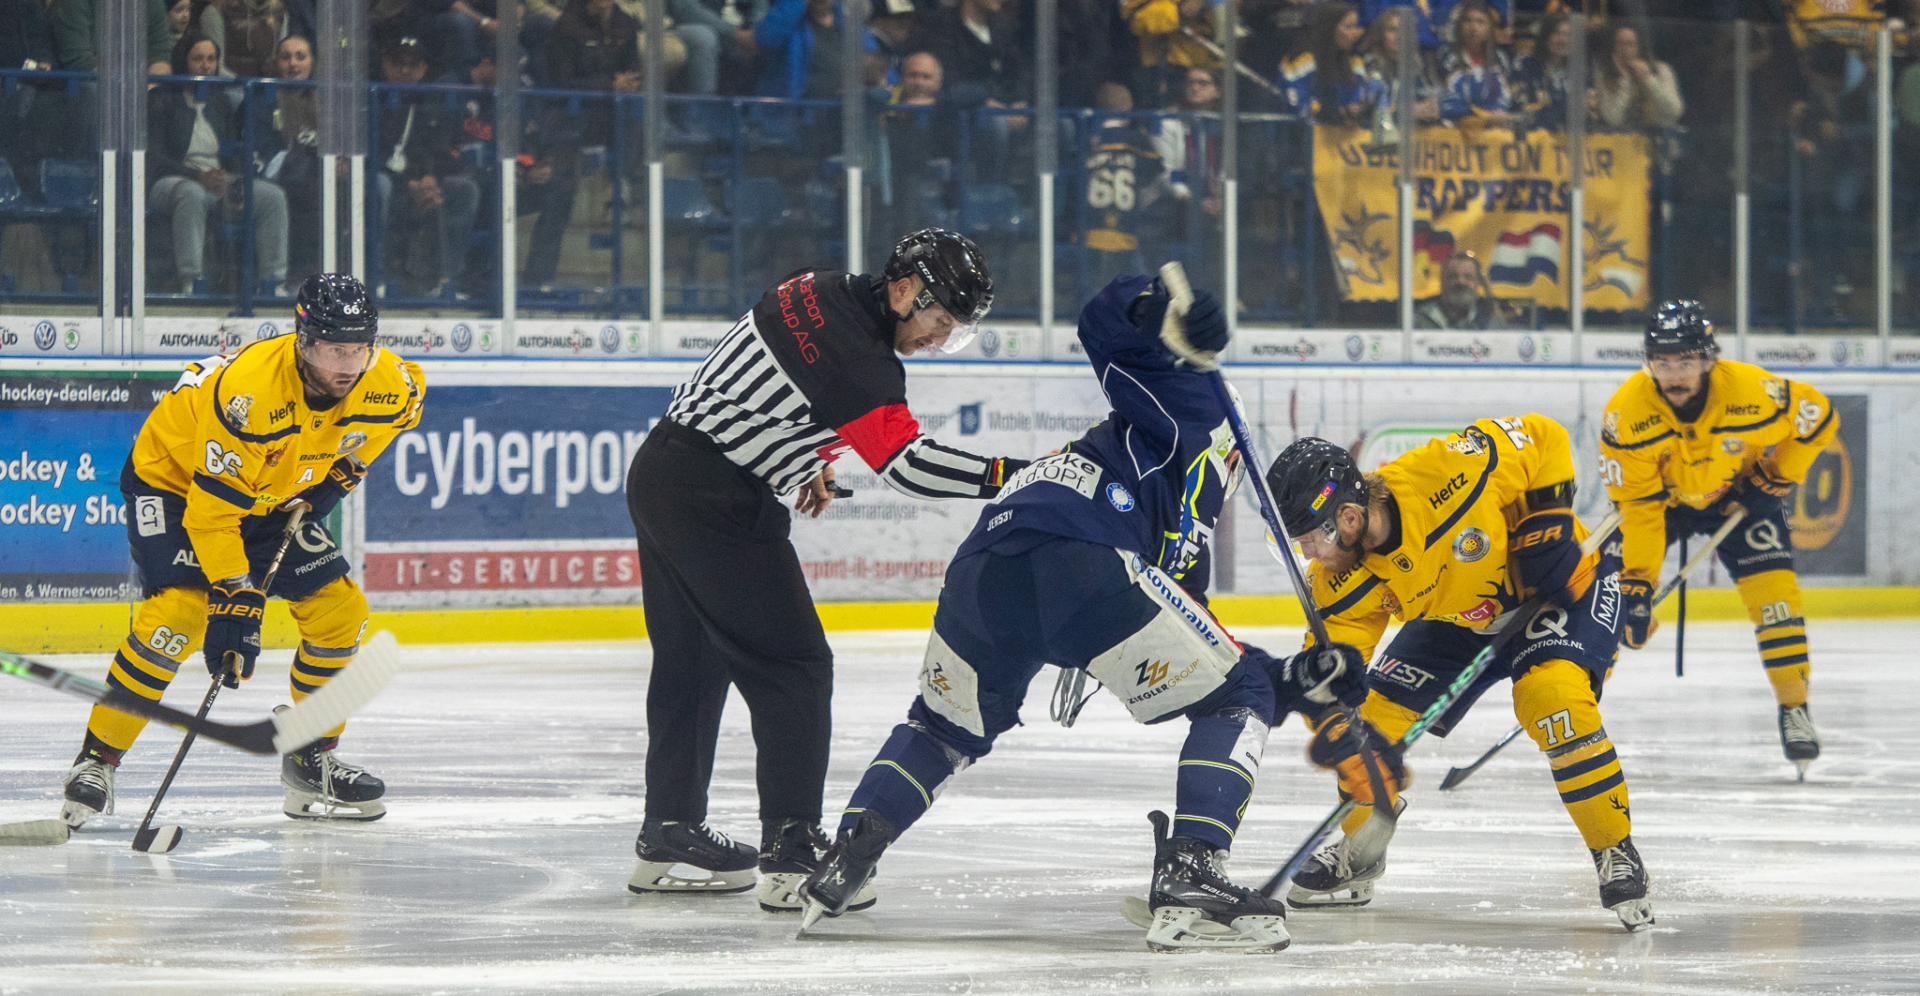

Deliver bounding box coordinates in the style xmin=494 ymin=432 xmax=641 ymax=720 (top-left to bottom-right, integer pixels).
xmin=1 ymin=0 xmax=1918 ymax=319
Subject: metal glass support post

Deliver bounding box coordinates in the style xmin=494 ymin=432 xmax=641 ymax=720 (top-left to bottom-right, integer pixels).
xmin=322 ymin=152 xmax=337 ymax=271
xmin=1221 ymin=0 xmax=1240 ymax=336
xmin=98 ymin=0 xmax=143 ymax=346
xmin=498 ymin=0 xmax=520 ymax=333
xmin=1734 ymin=20 xmax=1750 ymax=357
xmin=1036 ymin=0 xmax=1057 ymax=349
xmin=1567 ymin=14 xmax=1588 ymax=356
xmin=1875 ymin=23 xmax=1892 ymax=358
xmin=1396 ymin=6 xmax=1415 ymax=344
xmin=646 ymin=0 xmax=666 ymax=346
xmin=319 ymin=0 xmax=368 ymax=282
xmin=842 ymin=0 xmax=865 ymax=272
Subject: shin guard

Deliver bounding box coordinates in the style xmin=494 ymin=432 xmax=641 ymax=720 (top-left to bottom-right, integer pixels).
xmin=1737 ymin=570 xmax=1811 ymax=707
xmin=87 ymin=587 xmax=209 ymax=752
xmin=1173 ymin=707 xmax=1269 ymax=849
xmin=286 ymin=578 xmax=370 ymax=741
xmin=1515 ymin=659 xmax=1631 ymax=850
xmin=839 ymin=717 xmax=969 ymax=839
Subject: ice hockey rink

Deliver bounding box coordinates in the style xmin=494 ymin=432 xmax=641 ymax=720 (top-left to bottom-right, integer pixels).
xmin=3 ymin=619 xmax=1917 ymax=995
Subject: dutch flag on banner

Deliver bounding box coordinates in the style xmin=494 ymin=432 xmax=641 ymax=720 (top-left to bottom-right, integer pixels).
xmin=1488 ymin=223 xmax=1562 ymax=285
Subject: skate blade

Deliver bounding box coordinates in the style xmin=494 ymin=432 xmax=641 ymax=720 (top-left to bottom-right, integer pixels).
xmin=1611 ymin=898 xmax=1655 ymax=932
xmin=283 ymin=791 xmax=387 ymax=822
xmin=1144 ymin=906 xmax=1289 ymax=953
xmin=1120 ymin=896 xmax=1153 ymax=929
xmin=0 ymin=819 xmax=71 ymax=846
xmin=626 ymin=859 xmax=756 ymax=895
xmin=761 ymin=872 xmax=876 ymax=913
xmin=59 ymin=798 xmax=108 ymax=829
xmin=1286 ymin=879 xmax=1376 ymax=909
xmin=1794 ymin=760 xmax=1811 ymax=782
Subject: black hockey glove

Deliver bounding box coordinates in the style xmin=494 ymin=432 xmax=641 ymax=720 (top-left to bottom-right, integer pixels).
xmin=979 ymin=456 xmax=1030 ymax=498
xmin=1273 ymin=642 xmax=1368 ymax=712
xmin=204 ymin=578 xmax=265 ymax=687
xmin=1720 ymin=459 xmax=1791 ymax=518
xmin=1512 ymin=508 xmax=1582 ymax=607
xmin=301 ymin=454 xmax=367 ymax=519
xmin=1619 ymin=578 xmax=1656 ymax=650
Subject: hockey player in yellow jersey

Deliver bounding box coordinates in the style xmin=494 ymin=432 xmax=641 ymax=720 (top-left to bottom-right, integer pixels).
xmin=1599 ymin=301 xmax=1836 ymax=778
xmin=1263 ymin=416 xmax=1652 ymax=931
xmin=60 ymin=274 xmax=424 ymax=828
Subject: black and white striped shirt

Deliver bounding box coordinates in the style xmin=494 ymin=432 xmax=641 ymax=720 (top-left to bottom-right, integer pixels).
xmin=664 ymin=270 xmax=1014 ymax=500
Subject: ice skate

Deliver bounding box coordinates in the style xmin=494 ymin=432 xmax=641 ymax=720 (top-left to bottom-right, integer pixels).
xmin=1286 ymin=796 xmax=1406 ymax=908
xmin=1778 ymin=703 xmax=1820 ymax=781
xmin=60 ymin=756 xmax=117 ymax=829
xmin=1592 ymin=836 xmax=1654 ymax=931
xmin=795 ymin=812 xmax=893 ymax=935
xmin=758 ymin=818 xmax=876 ymax=913
xmin=627 ymin=819 xmax=757 ymax=894
xmin=281 ymin=735 xmax=387 ymax=821
xmin=1138 ymin=810 xmax=1287 ymax=953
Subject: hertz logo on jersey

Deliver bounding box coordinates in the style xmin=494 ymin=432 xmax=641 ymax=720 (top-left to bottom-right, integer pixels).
xmin=362 ymin=391 xmax=401 ymax=405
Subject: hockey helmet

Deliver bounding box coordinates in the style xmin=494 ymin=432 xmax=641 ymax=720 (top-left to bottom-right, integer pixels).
xmin=1644 ymin=300 xmax=1717 ymax=360
xmin=295 ymin=273 xmax=379 ymax=344
xmin=883 ymin=228 xmax=993 ymax=353
xmin=1265 ymin=437 xmax=1366 ymax=539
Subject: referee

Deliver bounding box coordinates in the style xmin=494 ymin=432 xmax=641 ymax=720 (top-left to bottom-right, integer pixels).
xmin=624 ymin=229 xmax=1030 ymax=911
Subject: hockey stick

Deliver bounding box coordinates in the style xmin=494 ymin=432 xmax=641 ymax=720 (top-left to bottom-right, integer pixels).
xmin=133 ymin=502 xmax=308 ymax=854
xmin=1675 ymin=535 xmax=1687 ymax=678
xmin=1 ymin=631 xmax=401 ymax=758
xmin=1256 ymin=507 xmax=1623 ymax=898
xmin=1155 ymin=262 xmax=1401 ymax=838
xmin=1435 ymin=506 xmax=1744 ymax=791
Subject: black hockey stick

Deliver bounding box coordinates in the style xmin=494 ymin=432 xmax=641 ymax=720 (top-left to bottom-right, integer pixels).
xmin=1257 ymin=508 xmax=1622 ymax=897
xmin=132 ymin=502 xmax=309 ymax=854
xmin=1675 ymin=535 xmax=1687 ymax=678
xmin=1155 ymin=263 xmax=1401 ymax=834
xmin=1436 ymin=506 xmax=1746 ymax=792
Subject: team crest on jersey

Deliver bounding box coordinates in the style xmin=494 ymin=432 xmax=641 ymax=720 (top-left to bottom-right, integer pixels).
xmin=1763 ymin=378 xmax=1788 ymax=408
xmin=1601 ymin=410 xmax=1620 ymax=444
xmin=223 ymin=393 xmax=254 ymax=428
xmin=1107 ymin=483 xmax=1135 ymax=511
xmin=1452 ymin=527 xmax=1491 ymax=563
xmin=1722 ymin=437 xmax=1744 ymax=455
xmin=1392 ymin=553 xmax=1414 ymax=572
xmin=339 ymin=431 xmax=369 ymax=454
xmin=1448 ymin=426 xmax=1493 ymax=456
xmin=265 ymin=444 xmax=288 ymax=467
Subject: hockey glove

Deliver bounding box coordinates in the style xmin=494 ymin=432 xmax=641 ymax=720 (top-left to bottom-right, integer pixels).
xmin=1306 ymin=710 xmax=1408 ymax=804
xmin=204 ymin=578 xmax=266 ymax=687
xmin=1512 ymin=508 xmax=1582 ymax=607
xmin=301 ymin=454 xmax=367 ymax=519
xmin=1276 ymin=642 xmax=1368 ymax=711
xmin=1619 ymin=578 xmax=1657 ymax=650
xmin=979 ymin=456 xmax=1030 ymax=498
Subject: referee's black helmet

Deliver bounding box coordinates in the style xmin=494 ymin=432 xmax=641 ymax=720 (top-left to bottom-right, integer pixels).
xmin=884 ymin=229 xmax=993 ymax=328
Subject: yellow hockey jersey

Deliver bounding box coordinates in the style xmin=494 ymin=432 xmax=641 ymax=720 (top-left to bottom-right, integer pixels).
xmin=1305 ymin=413 xmax=1589 ymax=661
xmin=1598 ymin=359 xmax=1835 ymax=585
xmin=129 ymin=335 xmax=425 ymax=583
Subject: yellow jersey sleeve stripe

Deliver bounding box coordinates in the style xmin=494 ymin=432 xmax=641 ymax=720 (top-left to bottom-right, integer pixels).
xmin=191 ymin=471 xmax=255 ymax=509
xmin=338 ymin=409 xmax=411 ymax=426
xmin=1606 ymin=429 xmax=1678 ymax=451
xmin=1710 ymin=410 xmax=1784 ymax=435
xmin=1423 ymin=445 xmax=1497 ymax=549
xmin=1322 ymin=574 xmax=1383 ymax=618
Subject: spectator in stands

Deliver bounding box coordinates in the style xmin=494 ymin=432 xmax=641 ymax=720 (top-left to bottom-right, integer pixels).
xmin=1791 ymin=39 xmax=1872 ymax=318
xmin=372 ymin=34 xmax=479 ymax=297
xmin=917 ymin=0 xmax=1029 ymax=105
xmin=1 ymin=0 xmax=57 ymax=198
xmin=1592 ymin=21 xmax=1681 ymax=131
xmin=1083 ymin=81 xmax=1167 ymax=287
xmin=148 ymin=34 xmax=289 ymax=294
xmin=1359 ymin=6 xmax=1441 ymax=124
xmin=433 ymin=2 xmax=560 ymax=84
xmin=166 ymin=0 xmax=194 ymax=49
xmin=518 ymin=105 xmax=586 ymax=291
xmin=1437 ymin=0 xmax=1513 ymax=127
xmin=1050 ymin=0 xmax=1125 ymax=110
xmin=259 ymin=33 xmax=327 ymax=283
xmin=1123 ymin=0 xmax=1218 ymax=100
xmin=754 ymin=0 xmax=845 ymax=100
xmin=1415 ymin=252 xmax=1500 ymax=329
xmin=545 ymin=0 xmax=640 ymax=147
xmin=1280 ymin=1 xmax=1383 ymax=126
xmin=1511 ymin=10 xmax=1575 ymax=131
xmin=1357 ymin=0 xmax=1511 ymax=51
xmin=1157 ymin=65 xmax=1220 ymax=214
xmin=51 ymin=0 xmax=174 ymax=75
xmin=199 ymin=0 xmax=287 ymax=78
xmin=671 ymin=0 xmax=764 ymax=95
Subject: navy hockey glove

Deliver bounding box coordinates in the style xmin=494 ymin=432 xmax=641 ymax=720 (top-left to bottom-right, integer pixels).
xmin=1277 ymin=642 xmax=1368 ymax=711
xmin=1619 ymin=578 xmax=1657 ymax=650
xmin=1182 ymin=288 xmax=1228 ymax=353
xmin=1512 ymin=508 xmax=1582 ymax=606
xmin=205 ymin=579 xmax=265 ymax=687
xmin=302 ymin=454 xmax=367 ymax=518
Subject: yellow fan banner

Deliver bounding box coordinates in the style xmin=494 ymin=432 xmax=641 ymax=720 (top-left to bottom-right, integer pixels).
xmin=1313 ymin=124 xmax=1652 ymax=310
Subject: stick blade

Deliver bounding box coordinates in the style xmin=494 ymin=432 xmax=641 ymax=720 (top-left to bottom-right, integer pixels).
xmin=0 ymin=819 xmax=70 ymax=846
xmin=133 ymin=825 xmax=182 ymax=854
xmin=1438 ymin=766 xmax=1472 ymax=791
xmin=270 ymin=630 xmax=403 ymax=754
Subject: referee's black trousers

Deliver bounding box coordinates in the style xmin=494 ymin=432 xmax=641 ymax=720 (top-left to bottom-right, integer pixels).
xmin=627 ymin=420 xmax=835 ymax=826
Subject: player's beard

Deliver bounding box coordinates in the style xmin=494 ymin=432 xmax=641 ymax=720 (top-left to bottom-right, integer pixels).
xmin=297 ymin=354 xmax=362 ymax=401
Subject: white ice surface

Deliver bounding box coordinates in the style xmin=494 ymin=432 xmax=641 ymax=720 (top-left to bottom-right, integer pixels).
xmin=3 ymin=621 xmax=1918 ymax=995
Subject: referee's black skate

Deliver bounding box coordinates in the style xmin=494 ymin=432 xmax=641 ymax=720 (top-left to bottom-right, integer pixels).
xmin=758 ymin=819 xmax=879 ymax=913
xmin=795 ymin=812 xmax=893 ymax=934
xmin=1592 ymin=836 xmax=1654 ymax=932
xmin=282 ymin=735 xmax=387 ymax=821
xmin=627 ymin=819 xmax=758 ymax=894
xmin=1142 ymin=810 xmax=1287 ymax=953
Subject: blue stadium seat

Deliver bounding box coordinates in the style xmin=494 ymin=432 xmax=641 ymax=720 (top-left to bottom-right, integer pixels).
xmin=39 ymin=160 xmax=98 ymax=213
xmin=0 ymin=158 xmax=22 ymax=210
xmin=662 ymin=176 xmax=728 ymax=228
xmin=958 ymin=184 xmax=1027 ymax=237
xmin=727 ymin=176 xmax=794 ymax=229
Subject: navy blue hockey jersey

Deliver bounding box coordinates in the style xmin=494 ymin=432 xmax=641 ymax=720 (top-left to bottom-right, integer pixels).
xmin=953 ymin=274 xmax=1237 ymax=595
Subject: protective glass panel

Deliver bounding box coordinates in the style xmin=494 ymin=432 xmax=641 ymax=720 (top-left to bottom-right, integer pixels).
xmin=0 ymin=67 xmax=100 ymax=322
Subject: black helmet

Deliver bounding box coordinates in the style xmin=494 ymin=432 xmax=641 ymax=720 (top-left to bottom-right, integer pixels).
xmin=1266 ymin=437 xmax=1367 ymax=538
xmin=884 ymin=228 xmax=993 ymax=338
xmin=1644 ymin=299 xmax=1716 ymax=359
xmin=294 ymin=273 xmax=379 ymax=344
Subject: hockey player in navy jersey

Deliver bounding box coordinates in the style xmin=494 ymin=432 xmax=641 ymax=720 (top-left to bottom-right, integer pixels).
xmin=794 ymin=273 xmax=1365 ymax=952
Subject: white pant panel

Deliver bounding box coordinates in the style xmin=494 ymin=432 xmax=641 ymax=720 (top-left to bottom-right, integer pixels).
xmin=918 ymin=627 xmax=987 ymax=737
xmin=1086 ymin=550 xmax=1244 ymax=723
